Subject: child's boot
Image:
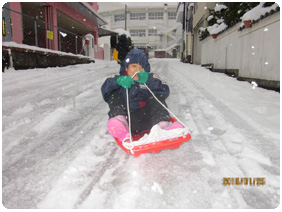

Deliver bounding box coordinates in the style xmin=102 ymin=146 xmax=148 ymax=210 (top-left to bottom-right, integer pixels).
xmin=157 ymin=121 xmax=184 ymax=130
xmin=157 ymin=121 xmax=170 ymax=129
xmin=107 ymin=115 xmax=129 ymax=141
xmin=167 ymin=122 xmax=184 ymax=130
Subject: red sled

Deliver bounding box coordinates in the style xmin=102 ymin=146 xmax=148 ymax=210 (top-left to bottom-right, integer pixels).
xmin=113 ymin=117 xmax=191 ymax=157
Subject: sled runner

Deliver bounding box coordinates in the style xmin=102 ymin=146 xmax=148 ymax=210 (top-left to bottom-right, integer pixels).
xmin=113 ymin=117 xmax=191 ymax=157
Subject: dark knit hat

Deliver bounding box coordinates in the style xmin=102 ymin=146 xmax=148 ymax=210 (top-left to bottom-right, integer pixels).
xmin=119 ymin=49 xmax=150 ymax=75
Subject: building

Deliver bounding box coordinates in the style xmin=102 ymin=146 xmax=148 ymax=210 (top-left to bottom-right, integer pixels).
xmin=98 ymin=2 xmax=181 ymax=58
xmin=2 ymin=2 xmax=107 ymax=61
xmin=177 ymin=2 xmax=216 ymax=63
xmin=177 ymin=2 xmax=280 ymax=90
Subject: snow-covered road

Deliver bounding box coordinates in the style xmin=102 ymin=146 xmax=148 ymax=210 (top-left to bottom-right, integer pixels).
xmin=2 ymin=59 xmax=280 ymax=209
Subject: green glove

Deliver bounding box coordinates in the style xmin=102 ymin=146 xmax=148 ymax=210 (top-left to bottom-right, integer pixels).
xmin=117 ymin=75 xmax=134 ymax=89
xmin=136 ymin=71 xmax=149 ymax=84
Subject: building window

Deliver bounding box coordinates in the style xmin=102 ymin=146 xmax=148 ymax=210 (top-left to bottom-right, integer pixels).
xmin=148 ymin=29 xmax=157 ymax=36
xmin=114 ymin=14 xmax=125 ymax=22
xmin=149 ymin=12 xmax=163 ymax=20
xmin=130 ymin=12 xmax=146 ymax=20
xmin=130 ymin=29 xmax=146 ymax=37
xmin=168 ymin=12 xmax=176 ymax=20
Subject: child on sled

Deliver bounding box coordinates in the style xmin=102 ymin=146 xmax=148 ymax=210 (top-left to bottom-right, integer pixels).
xmin=101 ymin=49 xmax=184 ymax=142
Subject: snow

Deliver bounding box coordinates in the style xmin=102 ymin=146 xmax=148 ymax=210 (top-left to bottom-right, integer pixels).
xmin=204 ymin=3 xmax=279 ymax=36
xmin=2 ymin=42 xmax=89 ymax=58
xmin=241 ymin=3 xmax=279 ymax=21
xmin=2 ymin=59 xmax=280 ymax=209
xmin=207 ymin=15 xmax=214 ymax=22
xmin=123 ymin=125 xmax=190 ymax=150
xmin=207 ymin=22 xmax=228 ymax=35
xmin=114 ymin=29 xmax=131 ymax=38
xmin=214 ymin=4 xmax=227 ymax=12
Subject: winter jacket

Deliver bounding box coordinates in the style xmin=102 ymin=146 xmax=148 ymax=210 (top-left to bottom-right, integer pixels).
xmin=101 ymin=73 xmax=169 ymax=113
xmin=116 ymin=34 xmax=129 ymax=62
xmin=101 ymin=48 xmax=169 ymax=113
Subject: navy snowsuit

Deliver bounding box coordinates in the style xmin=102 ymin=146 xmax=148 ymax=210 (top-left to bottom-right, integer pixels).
xmin=101 ymin=49 xmax=170 ymax=132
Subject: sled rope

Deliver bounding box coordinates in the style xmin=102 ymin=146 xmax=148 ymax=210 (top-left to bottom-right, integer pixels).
xmin=143 ymin=83 xmax=187 ymax=129
xmin=122 ymin=72 xmax=140 ymax=153
xmin=122 ymin=71 xmax=188 ymax=153
xmin=122 ymin=88 xmax=134 ymax=154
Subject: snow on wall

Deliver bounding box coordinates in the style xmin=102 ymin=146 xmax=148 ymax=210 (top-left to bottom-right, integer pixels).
xmin=242 ymin=3 xmax=279 ymax=21
xmin=200 ymin=12 xmax=280 ymax=81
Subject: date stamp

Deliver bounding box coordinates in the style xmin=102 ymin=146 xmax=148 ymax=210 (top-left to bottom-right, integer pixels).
xmin=223 ymin=177 xmax=266 ymax=186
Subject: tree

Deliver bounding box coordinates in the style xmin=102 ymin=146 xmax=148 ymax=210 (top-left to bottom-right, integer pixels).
xmin=223 ymin=2 xmax=260 ymax=27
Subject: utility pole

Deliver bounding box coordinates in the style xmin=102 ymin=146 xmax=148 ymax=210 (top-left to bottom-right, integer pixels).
xmin=125 ymin=4 xmax=127 ymax=31
xmin=181 ymin=3 xmax=185 ymax=61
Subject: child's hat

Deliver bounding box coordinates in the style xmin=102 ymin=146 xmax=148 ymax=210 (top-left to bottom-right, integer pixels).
xmin=120 ymin=49 xmax=150 ymax=74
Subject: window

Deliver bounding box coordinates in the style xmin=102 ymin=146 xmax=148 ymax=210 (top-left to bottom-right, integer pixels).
xmin=148 ymin=29 xmax=157 ymax=36
xmin=114 ymin=14 xmax=125 ymax=22
xmin=130 ymin=12 xmax=146 ymax=20
xmin=168 ymin=12 xmax=176 ymax=20
xmin=149 ymin=12 xmax=163 ymax=20
xmin=130 ymin=29 xmax=146 ymax=37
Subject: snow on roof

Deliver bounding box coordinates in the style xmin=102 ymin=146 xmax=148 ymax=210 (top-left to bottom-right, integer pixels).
xmin=241 ymin=3 xmax=279 ymax=21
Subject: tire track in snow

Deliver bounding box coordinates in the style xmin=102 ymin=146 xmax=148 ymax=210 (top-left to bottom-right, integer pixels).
xmin=73 ymin=148 xmax=129 ymax=208
xmin=166 ymin=61 xmax=279 ymax=208
xmin=2 ymin=101 xmax=107 ymax=208
xmin=2 ymin=62 xmax=117 ymax=208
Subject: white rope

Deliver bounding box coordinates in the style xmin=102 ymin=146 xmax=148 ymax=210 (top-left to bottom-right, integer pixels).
xmin=143 ymin=83 xmax=188 ymax=129
xmin=121 ymin=71 xmax=188 ymax=153
xmin=122 ymin=88 xmax=134 ymax=154
xmin=121 ymin=71 xmax=140 ymax=153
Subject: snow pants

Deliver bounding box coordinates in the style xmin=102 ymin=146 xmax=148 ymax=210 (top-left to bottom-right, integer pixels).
xmin=107 ymin=90 xmax=170 ymax=133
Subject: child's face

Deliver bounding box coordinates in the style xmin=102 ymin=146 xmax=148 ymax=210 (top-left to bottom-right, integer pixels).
xmin=126 ymin=64 xmax=145 ymax=81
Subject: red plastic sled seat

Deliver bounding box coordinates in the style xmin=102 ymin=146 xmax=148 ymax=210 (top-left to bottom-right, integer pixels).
xmin=113 ymin=117 xmax=191 ymax=157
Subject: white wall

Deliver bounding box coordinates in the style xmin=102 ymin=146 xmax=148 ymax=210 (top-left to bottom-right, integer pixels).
xmin=201 ymin=12 xmax=280 ymax=81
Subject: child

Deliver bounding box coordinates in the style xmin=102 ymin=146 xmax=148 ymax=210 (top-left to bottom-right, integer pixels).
xmin=101 ymin=49 xmax=183 ymax=142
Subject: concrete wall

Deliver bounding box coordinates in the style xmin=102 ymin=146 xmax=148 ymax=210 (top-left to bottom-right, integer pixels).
xmin=201 ymin=12 xmax=280 ymax=82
